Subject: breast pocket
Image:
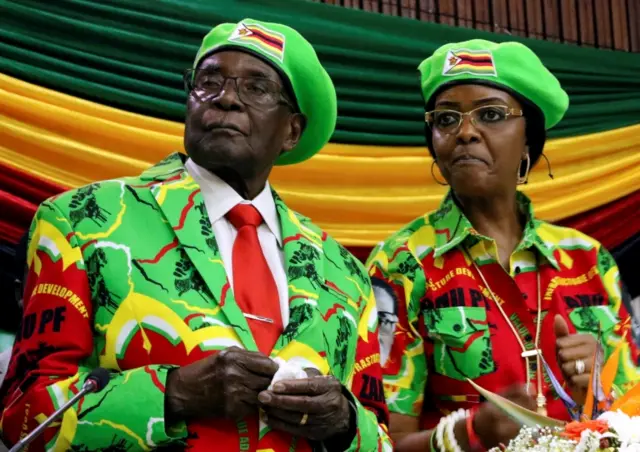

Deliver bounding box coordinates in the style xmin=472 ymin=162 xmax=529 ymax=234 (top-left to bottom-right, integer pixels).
xmin=425 ymin=306 xmax=495 ymax=380
xmin=569 ymin=305 xmax=619 ymax=337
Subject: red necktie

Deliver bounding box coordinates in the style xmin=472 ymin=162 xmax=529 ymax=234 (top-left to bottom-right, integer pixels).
xmin=226 ymin=204 xmax=283 ymax=354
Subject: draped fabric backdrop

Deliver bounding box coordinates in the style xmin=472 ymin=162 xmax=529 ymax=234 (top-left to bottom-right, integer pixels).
xmin=1 ymin=0 xmax=639 ymax=300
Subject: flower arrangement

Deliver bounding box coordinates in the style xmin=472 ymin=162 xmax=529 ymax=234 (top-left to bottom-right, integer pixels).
xmin=492 ymin=413 xmax=640 ymax=452
xmin=472 ymin=329 xmax=640 ymax=452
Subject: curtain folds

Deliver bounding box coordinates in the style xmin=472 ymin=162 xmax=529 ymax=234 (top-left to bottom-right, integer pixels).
xmin=2 ymin=0 xmax=640 ymax=146
xmin=1 ymin=73 xmax=639 ymax=246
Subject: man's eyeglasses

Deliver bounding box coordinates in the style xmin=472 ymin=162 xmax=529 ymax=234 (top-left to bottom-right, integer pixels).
xmin=425 ymin=105 xmax=524 ymax=135
xmin=183 ymin=69 xmax=294 ymax=110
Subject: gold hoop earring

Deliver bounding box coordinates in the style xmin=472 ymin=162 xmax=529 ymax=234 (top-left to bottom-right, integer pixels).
xmin=517 ymin=154 xmax=531 ymax=185
xmin=431 ymin=161 xmax=448 ymax=186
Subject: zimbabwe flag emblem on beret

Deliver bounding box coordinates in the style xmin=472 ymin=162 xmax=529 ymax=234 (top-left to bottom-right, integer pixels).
xmin=228 ymin=22 xmax=286 ymax=62
xmin=442 ymin=49 xmax=497 ymax=77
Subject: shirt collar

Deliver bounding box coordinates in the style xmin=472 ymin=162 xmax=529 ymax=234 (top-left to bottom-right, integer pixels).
xmin=429 ymin=190 xmax=560 ymax=269
xmin=185 ymin=159 xmax=282 ymax=247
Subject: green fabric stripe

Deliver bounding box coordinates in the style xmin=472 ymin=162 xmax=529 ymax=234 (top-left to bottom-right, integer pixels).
xmin=2 ymin=0 xmax=640 ymax=146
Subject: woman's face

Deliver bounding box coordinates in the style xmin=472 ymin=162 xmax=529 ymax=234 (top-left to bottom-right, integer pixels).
xmin=430 ymin=84 xmax=528 ymax=197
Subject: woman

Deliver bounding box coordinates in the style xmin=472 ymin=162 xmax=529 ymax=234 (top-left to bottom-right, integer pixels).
xmin=367 ymin=39 xmax=640 ymax=451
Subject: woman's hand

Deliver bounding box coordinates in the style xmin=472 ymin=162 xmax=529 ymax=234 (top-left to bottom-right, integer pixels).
xmin=471 ymin=385 xmax=537 ymax=449
xmin=390 ymin=386 xmax=535 ymax=451
xmin=554 ymin=315 xmax=598 ymax=406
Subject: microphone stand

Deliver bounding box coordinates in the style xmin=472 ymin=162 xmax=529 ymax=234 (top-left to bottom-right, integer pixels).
xmin=8 ymin=379 xmax=98 ymax=452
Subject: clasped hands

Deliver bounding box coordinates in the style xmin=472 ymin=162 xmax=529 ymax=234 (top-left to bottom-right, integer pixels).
xmin=165 ymin=346 xmax=351 ymax=442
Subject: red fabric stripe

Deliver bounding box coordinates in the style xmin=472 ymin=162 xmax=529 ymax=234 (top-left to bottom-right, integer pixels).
xmin=456 ymin=54 xmax=492 ymax=62
xmin=185 ymin=313 xmax=205 ymax=323
xmin=456 ymin=60 xmax=494 ymax=68
xmin=282 ymin=233 xmax=305 ymax=245
xmin=0 ymin=163 xmax=67 ymax=202
xmin=137 ymin=238 xmax=180 ymax=264
xmin=143 ymin=365 xmax=166 ymax=392
xmin=0 ymin=191 xmax=35 ymax=222
xmin=389 ymin=244 xmax=410 ymax=262
xmin=80 ymin=239 xmax=98 ymax=253
xmin=247 ymin=27 xmax=283 ymax=50
xmin=449 ymin=330 xmax=485 ymax=353
xmin=322 ymin=304 xmax=344 ymax=320
xmin=0 ymin=218 xmax=25 ymax=244
xmin=247 ymin=33 xmax=283 ymax=53
xmin=435 ymin=228 xmax=451 ymax=240
xmin=0 ymin=162 xmax=69 ymax=243
xmin=0 ymin=166 xmax=637 ymax=258
xmin=325 ymin=280 xmax=348 ymax=296
xmin=562 ymin=190 xmax=640 ymax=249
xmin=220 ymin=281 xmax=230 ymax=306
xmin=175 ymin=189 xmax=200 ymax=231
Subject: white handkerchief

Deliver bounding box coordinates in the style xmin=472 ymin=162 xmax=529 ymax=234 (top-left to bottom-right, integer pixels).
xmin=260 ymin=358 xmax=311 ymax=435
xmin=268 ymin=357 xmax=308 ymax=390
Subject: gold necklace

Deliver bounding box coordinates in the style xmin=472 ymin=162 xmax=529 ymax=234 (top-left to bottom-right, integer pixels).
xmin=465 ymin=250 xmax=547 ymax=415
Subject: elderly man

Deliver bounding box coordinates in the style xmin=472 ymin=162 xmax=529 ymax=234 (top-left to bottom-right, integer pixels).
xmin=0 ymin=19 xmax=391 ymax=451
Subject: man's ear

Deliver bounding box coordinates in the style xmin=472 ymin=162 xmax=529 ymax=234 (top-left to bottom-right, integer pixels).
xmin=281 ymin=113 xmax=307 ymax=154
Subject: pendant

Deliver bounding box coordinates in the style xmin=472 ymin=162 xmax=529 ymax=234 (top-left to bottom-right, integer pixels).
xmin=536 ymin=393 xmax=547 ymax=416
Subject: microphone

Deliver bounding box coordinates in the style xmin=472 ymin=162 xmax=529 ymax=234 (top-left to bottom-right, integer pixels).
xmin=9 ymin=368 xmax=110 ymax=452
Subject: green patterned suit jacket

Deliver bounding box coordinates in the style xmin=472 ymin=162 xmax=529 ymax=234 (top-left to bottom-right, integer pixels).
xmin=0 ymin=153 xmax=391 ymax=452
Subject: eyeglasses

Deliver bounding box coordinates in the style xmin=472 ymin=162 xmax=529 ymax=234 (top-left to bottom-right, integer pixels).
xmin=183 ymin=69 xmax=293 ymax=110
xmin=425 ymin=105 xmax=523 ymax=134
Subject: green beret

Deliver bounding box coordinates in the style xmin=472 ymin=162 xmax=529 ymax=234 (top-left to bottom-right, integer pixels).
xmin=418 ymin=39 xmax=569 ymax=129
xmin=193 ymin=19 xmax=336 ymax=166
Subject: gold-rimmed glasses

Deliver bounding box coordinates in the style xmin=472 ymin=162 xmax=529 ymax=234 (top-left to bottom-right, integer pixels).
xmin=425 ymin=105 xmax=524 ymax=134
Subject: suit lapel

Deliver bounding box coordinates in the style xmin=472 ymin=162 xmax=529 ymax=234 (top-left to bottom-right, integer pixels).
xmin=144 ymin=154 xmax=257 ymax=351
xmin=272 ymin=194 xmax=326 ymax=355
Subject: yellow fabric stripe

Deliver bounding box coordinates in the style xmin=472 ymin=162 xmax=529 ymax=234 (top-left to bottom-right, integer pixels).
xmin=451 ymin=64 xmax=495 ymax=71
xmin=1 ymin=73 xmax=639 ymax=246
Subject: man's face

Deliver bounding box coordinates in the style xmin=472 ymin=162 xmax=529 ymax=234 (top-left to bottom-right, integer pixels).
xmin=372 ymin=279 xmax=399 ymax=367
xmin=183 ymin=51 xmax=303 ymax=182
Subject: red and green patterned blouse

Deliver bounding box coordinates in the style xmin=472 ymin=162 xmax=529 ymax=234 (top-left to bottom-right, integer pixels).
xmin=367 ymin=191 xmax=639 ymax=429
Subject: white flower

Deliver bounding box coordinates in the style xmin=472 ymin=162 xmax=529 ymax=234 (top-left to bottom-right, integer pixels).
xmin=489 ymin=426 xmax=577 ymax=452
xmin=575 ymin=430 xmax=601 ymax=452
xmin=598 ymin=410 xmax=640 ymax=447
xmin=488 ymin=412 xmax=640 ymax=452
xmin=620 ymin=446 xmax=640 ymax=452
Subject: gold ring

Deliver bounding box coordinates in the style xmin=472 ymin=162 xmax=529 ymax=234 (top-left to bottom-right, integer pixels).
xmin=300 ymin=413 xmax=308 ymax=426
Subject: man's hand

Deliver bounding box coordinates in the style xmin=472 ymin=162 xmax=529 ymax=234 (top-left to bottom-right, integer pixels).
xmin=165 ymin=346 xmax=279 ymax=422
xmin=257 ymin=370 xmax=352 ymax=442
xmin=555 ymin=315 xmax=598 ymax=405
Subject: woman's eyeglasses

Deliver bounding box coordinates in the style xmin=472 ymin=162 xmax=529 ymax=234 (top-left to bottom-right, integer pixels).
xmin=425 ymin=105 xmax=524 ymax=134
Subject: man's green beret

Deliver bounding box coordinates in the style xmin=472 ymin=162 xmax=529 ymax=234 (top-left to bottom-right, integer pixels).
xmin=194 ymin=19 xmax=337 ymax=165
xmin=419 ymin=39 xmax=569 ymax=129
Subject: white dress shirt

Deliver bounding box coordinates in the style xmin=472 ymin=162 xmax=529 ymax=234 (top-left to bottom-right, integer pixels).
xmin=186 ymin=159 xmax=289 ymax=327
